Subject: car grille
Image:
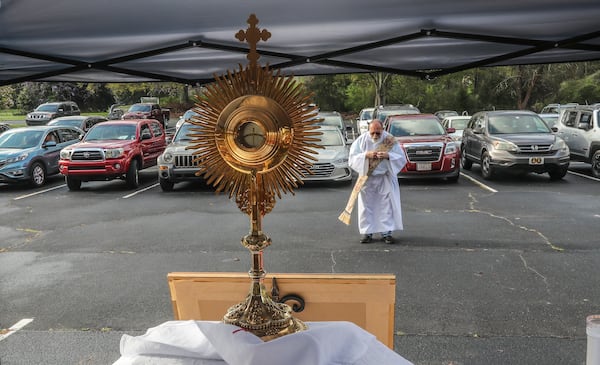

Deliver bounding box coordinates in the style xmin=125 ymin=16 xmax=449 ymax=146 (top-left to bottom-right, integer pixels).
xmin=175 ymin=155 xmax=202 ymax=168
xmin=517 ymin=143 xmax=552 ymax=153
xmin=405 ymin=144 xmax=443 ymax=162
xmin=71 ymin=149 xmax=104 ymax=161
xmin=309 ymin=163 xmax=335 ymax=177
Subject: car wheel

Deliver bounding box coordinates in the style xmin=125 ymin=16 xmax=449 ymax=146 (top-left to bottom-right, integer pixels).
xmin=481 ymin=151 xmax=495 ymax=180
xmin=549 ymin=166 xmax=568 ymax=180
xmin=126 ymin=159 xmax=140 ymax=188
xmin=66 ymin=176 xmax=82 ymax=190
xmin=460 ymin=149 xmax=472 ymax=170
xmin=159 ymin=177 xmax=174 ymax=192
xmin=29 ymin=162 xmax=46 ymax=187
xmin=592 ymin=150 xmax=600 ymax=178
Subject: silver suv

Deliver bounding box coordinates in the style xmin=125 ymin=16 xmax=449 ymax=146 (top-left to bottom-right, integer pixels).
xmin=552 ymin=105 xmax=600 ymax=177
xmin=461 ymin=110 xmax=570 ymax=180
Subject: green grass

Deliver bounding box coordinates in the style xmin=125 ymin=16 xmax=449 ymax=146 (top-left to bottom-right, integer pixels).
xmin=0 ymin=109 xmax=25 ymax=122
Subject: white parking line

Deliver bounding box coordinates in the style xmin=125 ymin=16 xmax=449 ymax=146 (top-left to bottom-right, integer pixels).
xmin=0 ymin=318 xmax=34 ymax=341
xmin=122 ymin=183 xmax=160 ymax=199
xmin=568 ymin=170 xmax=600 ymax=182
xmin=460 ymin=172 xmax=498 ymax=193
xmin=12 ymin=184 xmax=66 ymax=200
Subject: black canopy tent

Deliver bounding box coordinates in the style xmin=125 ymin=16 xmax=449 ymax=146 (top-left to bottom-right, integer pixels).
xmin=1 ymin=0 xmax=600 ymax=86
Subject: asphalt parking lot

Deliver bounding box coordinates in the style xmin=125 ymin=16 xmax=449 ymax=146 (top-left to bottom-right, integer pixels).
xmin=1 ymin=162 xmax=599 ymax=364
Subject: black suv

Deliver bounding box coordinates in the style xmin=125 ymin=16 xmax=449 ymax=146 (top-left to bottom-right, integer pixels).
xmin=26 ymin=101 xmax=81 ymax=126
xmin=461 ymin=110 xmax=570 ymax=180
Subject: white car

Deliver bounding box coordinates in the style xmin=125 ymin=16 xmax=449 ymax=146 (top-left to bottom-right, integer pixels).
xmin=303 ymin=126 xmax=352 ymax=183
xmin=357 ymin=107 xmax=374 ymax=135
xmin=441 ymin=115 xmax=471 ymax=146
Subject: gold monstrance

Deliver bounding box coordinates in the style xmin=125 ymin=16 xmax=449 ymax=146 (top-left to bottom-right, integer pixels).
xmin=186 ymin=14 xmax=323 ymax=340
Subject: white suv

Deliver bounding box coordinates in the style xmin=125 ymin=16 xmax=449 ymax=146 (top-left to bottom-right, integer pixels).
xmin=552 ymin=105 xmax=600 ymax=177
xmin=357 ymin=107 xmax=374 ymax=135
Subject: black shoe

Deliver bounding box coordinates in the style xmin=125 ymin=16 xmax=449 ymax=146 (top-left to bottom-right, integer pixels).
xmin=383 ymin=236 xmax=395 ymax=244
xmin=360 ymin=235 xmax=373 ymax=244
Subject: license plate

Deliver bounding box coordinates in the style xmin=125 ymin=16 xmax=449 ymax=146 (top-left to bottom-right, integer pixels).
xmin=416 ymin=162 xmax=432 ymax=171
xmin=529 ymin=157 xmax=544 ymax=165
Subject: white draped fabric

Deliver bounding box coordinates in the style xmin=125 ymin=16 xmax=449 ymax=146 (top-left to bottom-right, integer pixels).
xmin=113 ymin=320 xmax=414 ymax=365
xmin=348 ymin=132 xmax=406 ymax=235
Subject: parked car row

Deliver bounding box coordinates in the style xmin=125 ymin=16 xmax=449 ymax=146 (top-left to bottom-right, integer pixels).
xmin=3 ymin=103 xmax=599 ymax=189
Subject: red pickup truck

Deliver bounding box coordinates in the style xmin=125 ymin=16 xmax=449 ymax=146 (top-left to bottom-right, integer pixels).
xmin=59 ymin=119 xmax=167 ymax=190
xmin=122 ymin=102 xmax=170 ymax=128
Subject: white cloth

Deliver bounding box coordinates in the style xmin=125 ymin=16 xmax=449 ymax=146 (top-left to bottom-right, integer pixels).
xmin=348 ymin=131 xmax=407 ymax=235
xmin=113 ymin=321 xmax=413 ymax=365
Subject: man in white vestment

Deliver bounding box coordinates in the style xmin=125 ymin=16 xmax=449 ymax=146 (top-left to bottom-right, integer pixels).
xmin=348 ymin=120 xmax=407 ymax=244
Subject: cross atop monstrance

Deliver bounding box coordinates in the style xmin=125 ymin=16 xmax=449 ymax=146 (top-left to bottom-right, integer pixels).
xmin=186 ymin=14 xmax=322 ymax=341
xmin=235 ymin=14 xmax=271 ymax=69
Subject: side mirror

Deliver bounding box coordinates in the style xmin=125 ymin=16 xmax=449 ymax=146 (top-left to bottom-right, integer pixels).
xmin=446 ymin=127 xmax=456 ymax=134
xmin=43 ymin=141 xmax=57 ymax=148
xmin=141 ymin=130 xmax=152 ymax=140
xmin=551 ymin=127 xmax=559 ymax=133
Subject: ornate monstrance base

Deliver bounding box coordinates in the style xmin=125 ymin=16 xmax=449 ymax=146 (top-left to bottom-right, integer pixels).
xmin=222 ymin=233 xmax=307 ymax=341
xmin=222 ymin=281 xmax=307 ymax=341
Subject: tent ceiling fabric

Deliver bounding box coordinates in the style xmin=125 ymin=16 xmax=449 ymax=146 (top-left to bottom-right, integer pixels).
xmin=1 ymin=0 xmax=600 ymax=85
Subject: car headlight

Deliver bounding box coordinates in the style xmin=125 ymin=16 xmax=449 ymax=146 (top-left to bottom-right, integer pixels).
xmin=444 ymin=142 xmax=458 ymax=154
xmin=162 ymin=152 xmax=174 ymax=163
xmin=6 ymin=153 xmax=29 ymax=164
xmin=553 ymin=138 xmax=569 ymax=153
xmin=492 ymin=140 xmax=518 ymax=152
xmin=104 ymin=148 xmax=124 ymax=159
xmin=60 ymin=149 xmax=73 ymax=159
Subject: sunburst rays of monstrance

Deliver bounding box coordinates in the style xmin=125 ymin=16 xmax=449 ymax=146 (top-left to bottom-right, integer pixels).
xmin=185 ymin=14 xmax=323 ymax=340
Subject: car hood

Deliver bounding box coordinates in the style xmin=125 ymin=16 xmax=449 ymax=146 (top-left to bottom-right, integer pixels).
xmin=394 ymin=135 xmax=453 ymax=144
xmin=313 ymin=146 xmax=348 ymax=161
xmin=164 ymin=141 xmax=193 ymax=153
xmin=492 ymin=133 xmax=557 ymax=144
xmin=0 ymin=147 xmax=34 ymax=158
xmin=70 ymin=140 xmax=136 ymax=149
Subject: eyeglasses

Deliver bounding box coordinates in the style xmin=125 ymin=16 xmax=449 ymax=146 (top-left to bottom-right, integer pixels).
xmin=370 ymin=131 xmax=381 ymax=135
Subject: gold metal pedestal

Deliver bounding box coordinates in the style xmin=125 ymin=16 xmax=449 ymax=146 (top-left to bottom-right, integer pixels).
xmin=222 ymin=233 xmax=307 ymax=341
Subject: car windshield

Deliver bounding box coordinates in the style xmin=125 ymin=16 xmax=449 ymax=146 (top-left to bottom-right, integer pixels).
xmin=359 ymin=109 xmax=373 ymax=120
xmin=0 ymin=130 xmax=43 ymax=148
xmin=85 ymin=124 xmax=137 ymax=140
xmin=448 ymin=118 xmax=469 ymax=130
xmin=388 ymin=118 xmax=446 ymax=137
xmin=488 ymin=115 xmax=551 ymax=134
xmin=183 ymin=110 xmax=199 ymax=120
xmin=377 ymin=109 xmax=419 ymax=122
xmin=129 ymin=104 xmax=151 ymax=112
xmin=173 ymin=123 xmax=195 ymax=142
xmin=316 ymin=129 xmax=343 ymax=146
xmin=318 ymin=114 xmax=343 ymax=128
xmin=35 ymin=104 xmax=59 ymax=112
